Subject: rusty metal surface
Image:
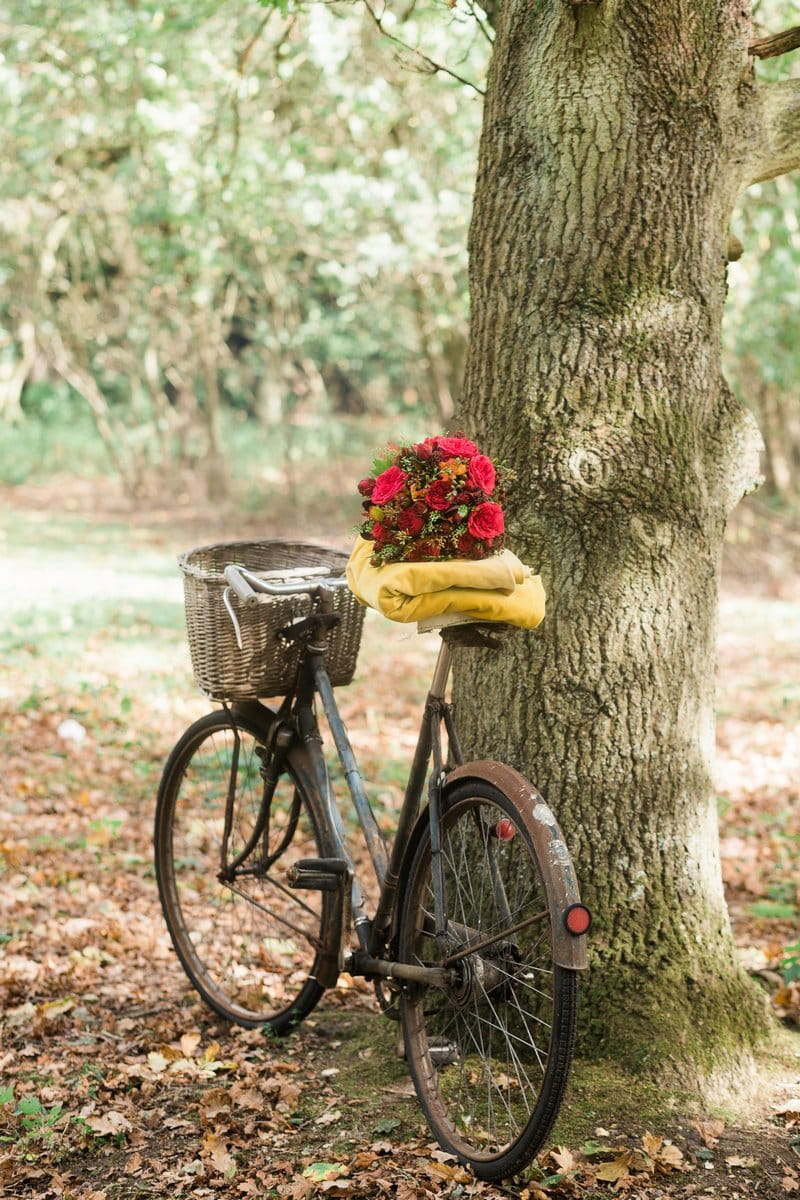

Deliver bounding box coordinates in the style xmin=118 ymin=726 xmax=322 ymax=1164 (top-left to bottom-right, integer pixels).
xmin=445 ymin=761 xmax=588 ymax=970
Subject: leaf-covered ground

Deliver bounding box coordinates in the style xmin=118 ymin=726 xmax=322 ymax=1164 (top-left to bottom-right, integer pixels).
xmin=1 ymin=480 xmax=799 ymax=1200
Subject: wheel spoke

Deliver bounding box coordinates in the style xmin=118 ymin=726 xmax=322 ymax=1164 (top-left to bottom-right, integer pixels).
xmin=400 ymin=782 xmax=579 ymax=1178
xmin=155 ymin=713 xmax=326 ymax=1029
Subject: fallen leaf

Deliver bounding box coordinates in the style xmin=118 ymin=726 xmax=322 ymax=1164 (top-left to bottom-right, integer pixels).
xmin=315 ymin=1108 xmax=343 ymax=1126
xmin=726 ymin=1155 xmax=757 ymax=1168
xmin=202 ymin=1131 xmax=237 ymax=1178
xmin=642 ymin=1132 xmax=662 ymax=1158
xmin=200 ymin=1087 xmax=232 ymax=1123
xmin=180 ymin=1032 xmax=202 ymax=1058
xmin=693 ymin=1118 xmax=725 ymax=1147
xmin=424 ymin=1161 xmax=457 ymax=1181
xmin=550 ymin=1146 xmax=577 ymax=1172
xmin=596 ymin=1151 xmax=635 ymax=1183
xmin=658 ymin=1143 xmax=685 ymax=1169
xmin=38 ymin=997 xmax=76 ymax=1021
xmin=85 ymin=1110 xmax=132 ymax=1137
xmin=231 ymin=1084 xmax=263 ymax=1110
xmin=124 ymin=1152 xmax=142 ymax=1175
xmin=281 ymin=1179 xmax=313 ymax=1199
xmin=302 ymin=1163 xmax=345 ymax=1183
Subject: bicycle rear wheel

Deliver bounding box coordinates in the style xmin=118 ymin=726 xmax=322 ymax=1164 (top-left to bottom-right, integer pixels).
xmin=398 ymin=778 xmax=578 ymax=1180
xmin=155 ymin=709 xmax=328 ymax=1030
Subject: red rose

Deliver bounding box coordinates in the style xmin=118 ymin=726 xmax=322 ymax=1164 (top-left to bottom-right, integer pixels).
xmin=435 ymin=435 xmax=478 ymax=457
xmin=457 ymin=532 xmax=478 ymax=556
xmin=467 ymin=501 xmax=505 ymax=540
xmin=397 ymin=508 xmax=425 ymax=535
xmin=371 ymin=521 xmax=385 ymax=541
xmin=357 ymin=476 xmax=376 ymax=497
xmin=412 ymin=440 xmax=435 ymax=460
xmin=467 ymin=454 xmax=496 ymax=494
xmin=424 ymin=479 xmax=454 ymax=511
xmin=371 ymin=465 xmax=408 ymax=504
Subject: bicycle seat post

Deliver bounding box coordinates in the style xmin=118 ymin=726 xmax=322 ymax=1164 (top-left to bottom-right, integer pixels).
xmin=428 ymin=638 xmax=453 ymax=701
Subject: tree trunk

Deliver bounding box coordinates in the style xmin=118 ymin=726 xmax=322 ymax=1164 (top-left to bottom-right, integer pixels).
xmin=455 ymin=0 xmax=775 ymax=1083
xmin=198 ymin=320 xmax=228 ymax=504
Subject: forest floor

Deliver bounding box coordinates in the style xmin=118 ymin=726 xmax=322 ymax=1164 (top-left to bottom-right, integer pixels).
xmin=1 ymin=477 xmax=799 ymax=1200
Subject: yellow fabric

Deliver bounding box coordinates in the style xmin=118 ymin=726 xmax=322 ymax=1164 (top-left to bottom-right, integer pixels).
xmin=346 ymin=537 xmax=546 ymax=628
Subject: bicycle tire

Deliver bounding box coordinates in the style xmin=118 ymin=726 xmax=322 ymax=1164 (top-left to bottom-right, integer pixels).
xmin=398 ymin=777 xmax=579 ymax=1180
xmin=155 ymin=709 xmax=329 ymax=1030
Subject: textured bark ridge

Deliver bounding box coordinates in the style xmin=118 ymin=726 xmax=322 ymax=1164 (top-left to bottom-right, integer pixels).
xmin=455 ymin=1 xmax=773 ymax=1078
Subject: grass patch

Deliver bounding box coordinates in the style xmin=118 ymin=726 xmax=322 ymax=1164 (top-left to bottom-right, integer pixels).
xmin=290 ymin=1007 xmax=421 ymax=1145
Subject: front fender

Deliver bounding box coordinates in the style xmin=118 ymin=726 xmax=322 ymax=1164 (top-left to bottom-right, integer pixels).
xmin=445 ymin=761 xmax=588 ymax=970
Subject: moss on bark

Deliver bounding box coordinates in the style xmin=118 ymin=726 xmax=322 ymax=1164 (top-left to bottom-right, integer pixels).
xmin=455 ymin=0 xmax=772 ymax=1083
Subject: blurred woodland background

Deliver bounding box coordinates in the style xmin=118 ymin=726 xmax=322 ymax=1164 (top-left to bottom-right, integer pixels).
xmin=1 ymin=0 xmax=799 ymax=510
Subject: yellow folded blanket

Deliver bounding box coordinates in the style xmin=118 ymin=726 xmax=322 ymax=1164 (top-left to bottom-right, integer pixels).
xmin=346 ymin=537 xmax=546 ymax=628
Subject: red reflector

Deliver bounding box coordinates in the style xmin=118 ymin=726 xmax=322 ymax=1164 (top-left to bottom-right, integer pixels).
xmin=494 ymin=818 xmax=517 ymax=841
xmin=564 ymin=904 xmax=592 ymax=935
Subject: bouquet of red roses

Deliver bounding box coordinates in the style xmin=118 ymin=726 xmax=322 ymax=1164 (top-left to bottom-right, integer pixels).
xmin=356 ymin=434 xmax=509 ymax=566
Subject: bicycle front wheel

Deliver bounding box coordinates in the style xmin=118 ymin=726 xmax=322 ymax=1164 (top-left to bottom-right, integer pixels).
xmin=155 ymin=709 xmax=328 ymax=1030
xmin=398 ymin=778 xmax=578 ymax=1180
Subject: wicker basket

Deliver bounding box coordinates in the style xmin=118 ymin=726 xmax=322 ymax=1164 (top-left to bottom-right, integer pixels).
xmin=179 ymin=540 xmax=364 ymax=700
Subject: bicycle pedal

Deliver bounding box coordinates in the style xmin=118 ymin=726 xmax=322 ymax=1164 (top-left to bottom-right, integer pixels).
xmin=287 ymin=857 xmax=350 ymax=892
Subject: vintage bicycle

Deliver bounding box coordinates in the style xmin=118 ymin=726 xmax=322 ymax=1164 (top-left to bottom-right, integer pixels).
xmin=154 ymin=539 xmax=590 ymax=1181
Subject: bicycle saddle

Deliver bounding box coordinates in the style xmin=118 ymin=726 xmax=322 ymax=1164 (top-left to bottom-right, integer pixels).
xmin=276 ymin=611 xmax=341 ymax=644
xmin=438 ymin=621 xmax=512 ymax=649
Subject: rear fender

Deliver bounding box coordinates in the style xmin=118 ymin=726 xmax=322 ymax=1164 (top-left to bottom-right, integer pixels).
xmin=445 ymin=761 xmax=588 ymax=970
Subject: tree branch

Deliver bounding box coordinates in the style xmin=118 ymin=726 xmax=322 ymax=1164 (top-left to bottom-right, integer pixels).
xmin=361 ymin=0 xmax=485 ymax=95
xmin=745 ymin=79 xmax=800 ymax=187
xmin=749 ymin=24 xmax=800 ymax=60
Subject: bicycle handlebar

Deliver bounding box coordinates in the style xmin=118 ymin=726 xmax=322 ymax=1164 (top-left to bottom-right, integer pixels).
xmin=223 ymin=564 xmax=347 ymax=605
xmin=222 ymin=564 xmax=349 ymax=650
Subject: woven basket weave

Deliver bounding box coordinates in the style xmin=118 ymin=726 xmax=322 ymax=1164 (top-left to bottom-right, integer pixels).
xmin=179 ymin=540 xmax=364 ymax=700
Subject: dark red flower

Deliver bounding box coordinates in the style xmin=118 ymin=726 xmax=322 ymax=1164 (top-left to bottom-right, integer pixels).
xmin=357 ymin=477 xmax=376 ymax=497
xmin=424 ymin=479 xmax=454 ymax=511
xmin=397 ymin=508 xmax=425 ymax=535
xmin=467 ymin=502 xmax=505 ymax=540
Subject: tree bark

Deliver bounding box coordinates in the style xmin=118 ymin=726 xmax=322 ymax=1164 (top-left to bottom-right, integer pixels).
xmin=455 ymin=0 xmax=773 ymax=1082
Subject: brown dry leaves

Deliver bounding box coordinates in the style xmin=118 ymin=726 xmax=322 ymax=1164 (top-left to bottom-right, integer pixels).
xmin=2 ymin=496 xmax=800 ymax=1199
xmin=537 ymin=1133 xmax=685 ymax=1195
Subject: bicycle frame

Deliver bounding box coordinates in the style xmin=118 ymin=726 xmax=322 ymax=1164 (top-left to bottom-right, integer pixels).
xmin=296 ymin=628 xmax=460 ymax=961
xmin=230 ymin=609 xmax=587 ymax=990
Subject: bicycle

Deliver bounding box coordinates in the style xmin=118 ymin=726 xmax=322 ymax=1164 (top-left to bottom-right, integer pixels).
xmin=154 ymin=539 xmax=590 ymax=1181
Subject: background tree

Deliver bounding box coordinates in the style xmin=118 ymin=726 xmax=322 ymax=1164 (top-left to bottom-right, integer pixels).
xmin=0 ymin=0 xmax=487 ymax=497
xmin=455 ymin=0 xmax=800 ymax=1083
